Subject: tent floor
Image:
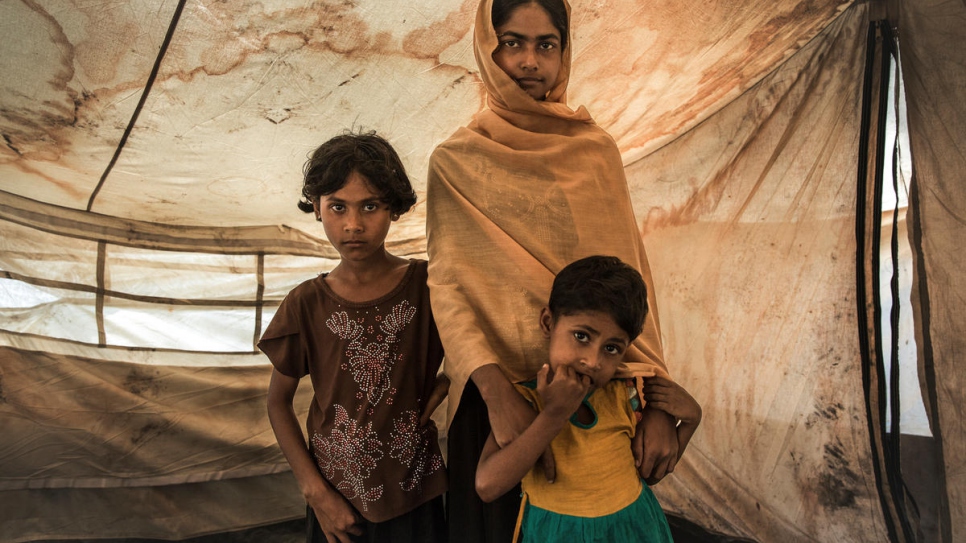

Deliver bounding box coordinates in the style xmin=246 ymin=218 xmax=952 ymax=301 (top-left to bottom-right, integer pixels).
xmin=30 ymin=514 xmax=750 ymax=543
xmin=29 ymin=432 xmax=942 ymax=543
xmin=22 ymin=436 xmax=943 ymax=543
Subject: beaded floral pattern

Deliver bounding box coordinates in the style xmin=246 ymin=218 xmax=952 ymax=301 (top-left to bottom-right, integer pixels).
xmin=326 ymin=301 xmax=416 ymax=407
xmin=312 ymin=404 xmax=384 ymax=511
xmin=314 ymin=300 xmax=442 ymax=510
xmin=389 ymin=410 xmax=445 ymax=492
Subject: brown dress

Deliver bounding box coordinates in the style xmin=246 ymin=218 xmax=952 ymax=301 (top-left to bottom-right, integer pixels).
xmin=259 ymin=259 xmax=446 ymax=525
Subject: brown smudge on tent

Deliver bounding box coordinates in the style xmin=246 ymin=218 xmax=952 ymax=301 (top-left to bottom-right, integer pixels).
xmin=196 ymin=32 xmax=307 ymax=78
xmin=0 ymin=3 xmax=85 ymax=167
xmin=131 ymin=421 xmax=166 ymax=445
xmin=402 ymin=0 xmax=476 ymax=60
xmin=640 ymin=158 xmax=736 ymax=234
xmin=3 ymin=133 xmax=22 ymax=156
xmin=75 ymin=7 xmax=142 ymax=85
xmin=818 ymin=402 xmax=844 ymax=420
xmin=803 ymin=401 xmax=844 ymax=430
xmin=747 ymin=1 xmax=820 ymax=53
xmin=2 ymin=153 xmax=89 ymax=199
xmin=123 ymin=367 xmax=164 ymax=397
xmin=0 ymin=374 xmax=6 ymax=404
xmin=817 ymin=439 xmax=859 ymax=509
xmin=22 ymin=0 xmax=76 ymax=89
xmin=1 ymin=94 xmax=81 ymax=163
xmin=264 ymin=107 xmax=293 ymax=124
xmin=309 ymin=1 xmax=375 ymax=56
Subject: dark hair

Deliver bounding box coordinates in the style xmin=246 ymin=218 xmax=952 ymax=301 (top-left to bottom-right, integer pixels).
xmin=492 ymin=0 xmax=569 ymax=51
xmin=297 ymin=131 xmax=417 ymax=216
xmin=549 ymin=255 xmax=648 ymax=340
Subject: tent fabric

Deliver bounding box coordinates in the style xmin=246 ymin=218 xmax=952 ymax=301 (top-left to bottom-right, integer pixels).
xmin=0 ymin=0 xmax=961 ymax=541
xmin=626 ymin=6 xmax=889 ymax=541
xmin=899 ymin=1 xmax=966 ymax=541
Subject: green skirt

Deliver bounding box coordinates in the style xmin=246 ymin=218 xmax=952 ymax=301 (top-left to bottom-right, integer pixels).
xmin=519 ymin=484 xmax=673 ymax=543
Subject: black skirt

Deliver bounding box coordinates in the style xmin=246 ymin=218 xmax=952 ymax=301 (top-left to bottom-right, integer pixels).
xmin=446 ymin=380 xmax=522 ymax=543
xmin=307 ymin=494 xmax=446 ymax=543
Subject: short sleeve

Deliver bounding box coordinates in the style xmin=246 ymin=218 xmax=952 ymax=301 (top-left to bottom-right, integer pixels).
xmin=258 ymin=292 xmax=308 ymax=379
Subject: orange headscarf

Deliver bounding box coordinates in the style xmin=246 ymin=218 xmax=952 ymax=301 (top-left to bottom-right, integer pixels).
xmin=427 ymin=0 xmax=668 ymax=421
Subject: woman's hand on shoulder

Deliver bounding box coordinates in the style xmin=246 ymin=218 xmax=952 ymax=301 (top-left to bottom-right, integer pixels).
xmin=472 ymin=364 xmax=536 ymax=448
xmin=634 ymin=405 xmax=678 ymax=484
xmin=643 ymin=376 xmax=701 ymax=425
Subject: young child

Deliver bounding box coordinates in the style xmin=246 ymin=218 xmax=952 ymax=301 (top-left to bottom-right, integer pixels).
xmin=259 ymin=132 xmax=448 ymax=543
xmin=475 ymin=255 xmax=701 ymax=542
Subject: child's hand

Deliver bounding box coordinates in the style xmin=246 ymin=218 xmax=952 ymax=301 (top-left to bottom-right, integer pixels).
xmin=306 ymin=486 xmax=363 ymax=543
xmin=536 ymin=364 xmax=590 ymax=420
xmin=420 ymin=373 xmax=450 ymax=426
xmin=643 ymin=376 xmax=702 ymax=425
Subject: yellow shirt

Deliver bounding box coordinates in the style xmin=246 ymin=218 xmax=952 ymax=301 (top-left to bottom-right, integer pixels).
xmin=516 ymin=380 xmax=643 ymax=517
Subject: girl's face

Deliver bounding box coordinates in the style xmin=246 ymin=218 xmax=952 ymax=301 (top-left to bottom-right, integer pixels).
xmin=314 ymin=171 xmax=396 ymax=264
xmin=540 ymin=308 xmax=629 ymax=390
xmin=492 ymin=3 xmax=562 ymax=101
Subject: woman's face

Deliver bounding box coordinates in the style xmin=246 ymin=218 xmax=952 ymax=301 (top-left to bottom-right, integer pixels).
xmin=492 ymin=3 xmax=562 ymax=101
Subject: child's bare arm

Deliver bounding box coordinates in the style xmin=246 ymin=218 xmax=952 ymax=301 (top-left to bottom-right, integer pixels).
xmin=267 ymin=369 xmax=362 ymax=543
xmin=643 ymin=376 xmax=702 ymax=459
xmin=419 ymin=373 xmax=450 ymax=426
xmin=475 ymin=364 xmax=589 ymax=502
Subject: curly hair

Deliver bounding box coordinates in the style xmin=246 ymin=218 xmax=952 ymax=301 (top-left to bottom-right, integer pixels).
xmin=297 ymin=130 xmax=417 ymax=216
xmin=549 ymin=255 xmax=648 ymax=340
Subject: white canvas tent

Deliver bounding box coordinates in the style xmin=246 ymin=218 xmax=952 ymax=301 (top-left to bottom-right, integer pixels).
xmin=1 ymin=0 xmax=962 ymax=541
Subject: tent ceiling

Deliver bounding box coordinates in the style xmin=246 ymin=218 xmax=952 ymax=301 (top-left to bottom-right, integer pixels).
xmin=2 ymin=0 xmax=851 ymax=232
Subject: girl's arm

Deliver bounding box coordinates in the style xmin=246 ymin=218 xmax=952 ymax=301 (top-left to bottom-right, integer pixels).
xmin=267 ymin=369 xmax=362 ymax=543
xmin=473 ymin=363 xmax=563 ymax=483
xmin=419 ymin=373 xmax=450 ymax=426
xmin=475 ymin=364 xmax=589 ymax=502
xmin=643 ymin=376 xmax=702 ymax=460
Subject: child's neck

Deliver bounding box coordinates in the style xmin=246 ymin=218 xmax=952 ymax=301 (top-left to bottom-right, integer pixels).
xmin=326 ymin=252 xmax=410 ymax=303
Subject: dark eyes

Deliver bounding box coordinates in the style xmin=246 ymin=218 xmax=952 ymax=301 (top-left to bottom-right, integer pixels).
xmin=498 ymin=40 xmax=557 ymax=51
xmin=328 ymin=203 xmax=382 ymax=212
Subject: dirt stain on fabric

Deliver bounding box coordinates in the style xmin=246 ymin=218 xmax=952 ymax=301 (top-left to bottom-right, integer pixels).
xmin=817 ymin=439 xmax=859 ymax=510
xmin=123 ymin=367 xmax=164 ymax=397
xmin=804 ymin=401 xmax=844 ymax=429
xmin=131 ymin=421 xmax=166 ymax=445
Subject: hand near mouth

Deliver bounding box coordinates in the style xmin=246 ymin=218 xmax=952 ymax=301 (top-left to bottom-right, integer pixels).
xmin=537 ymin=364 xmax=591 ymax=420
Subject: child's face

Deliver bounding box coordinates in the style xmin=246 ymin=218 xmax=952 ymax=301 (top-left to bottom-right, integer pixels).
xmin=314 ymin=171 xmax=396 ymax=263
xmin=540 ymin=308 xmax=629 ymax=390
xmin=492 ymin=3 xmax=562 ymax=101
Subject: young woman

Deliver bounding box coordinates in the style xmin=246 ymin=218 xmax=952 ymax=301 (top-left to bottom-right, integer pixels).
xmin=426 ymin=1 xmax=685 ymax=540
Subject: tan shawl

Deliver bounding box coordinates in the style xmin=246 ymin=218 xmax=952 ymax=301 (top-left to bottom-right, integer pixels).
xmin=427 ymin=0 xmax=668 ymax=421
